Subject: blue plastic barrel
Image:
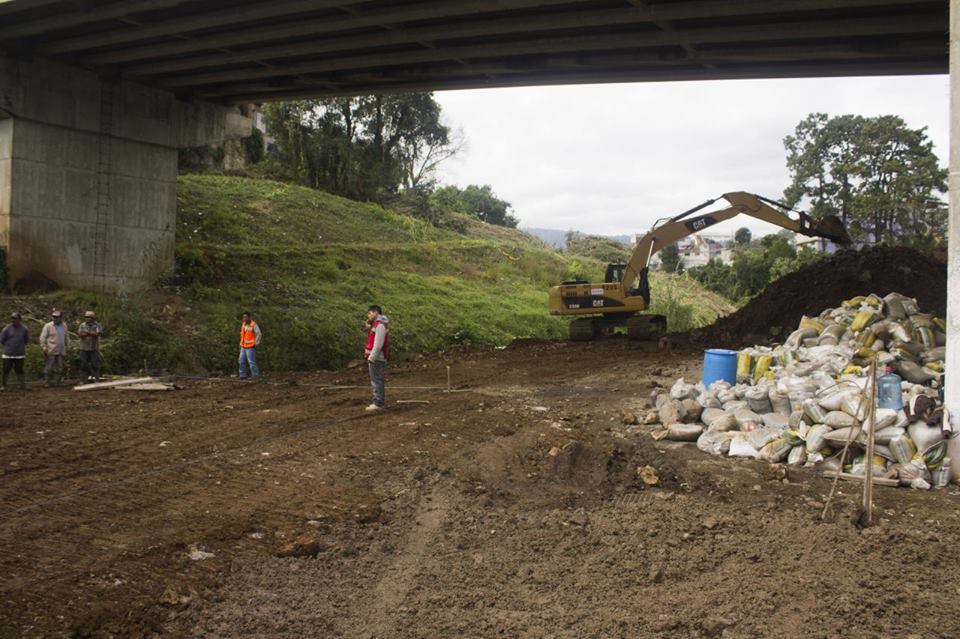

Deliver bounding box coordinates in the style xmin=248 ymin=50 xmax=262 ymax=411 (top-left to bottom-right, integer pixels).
xmin=703 ymin=348 xmax=738 ymax=388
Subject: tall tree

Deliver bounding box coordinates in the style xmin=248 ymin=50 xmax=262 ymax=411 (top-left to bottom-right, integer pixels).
xmin=734 ymin=227 xmax=752 ymax=245
xmin=261 ymin=93 xmax=459 ymax=201
xmin=783 ymin=113 xmax=946 ymax=245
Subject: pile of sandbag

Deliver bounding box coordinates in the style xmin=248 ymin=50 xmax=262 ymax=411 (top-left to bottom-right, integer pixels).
xmin=648 ymin=292 xmax=949 ymax=489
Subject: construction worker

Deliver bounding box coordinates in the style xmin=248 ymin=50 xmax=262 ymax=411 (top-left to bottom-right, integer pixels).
xmin=78 ymin=311 xmax=103 ymax=382
xmin=39 ymin=310 xmax=69 ymax=387
xmin=0 ymin=312 xmax=29 ymax=391
xmin=238 ymin=312 xmax=261 ymax=381
xmin=363 ymin=304 xmax=390 ymax=411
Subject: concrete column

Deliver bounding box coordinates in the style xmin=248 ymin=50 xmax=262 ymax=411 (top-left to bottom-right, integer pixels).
xmin=947 ymin=0 xmax=960 ymax=479
xmin=0 ymin=57 xmax=250 ymax=293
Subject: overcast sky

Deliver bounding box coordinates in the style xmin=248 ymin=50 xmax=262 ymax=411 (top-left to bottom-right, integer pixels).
xmin=433 ymin=75 xmax=950 ymax=239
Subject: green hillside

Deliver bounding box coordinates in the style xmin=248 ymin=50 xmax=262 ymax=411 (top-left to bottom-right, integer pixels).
xmin=1 ymin=175 xmax=734 ymax=375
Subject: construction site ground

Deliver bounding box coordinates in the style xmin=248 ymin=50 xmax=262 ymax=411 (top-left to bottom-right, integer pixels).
xmin=3 ymin=336 xmax=959 ymax=639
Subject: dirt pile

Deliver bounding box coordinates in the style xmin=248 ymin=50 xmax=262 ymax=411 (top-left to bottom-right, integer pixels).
xmin=692 ymin=246 xmax=946 ymax=347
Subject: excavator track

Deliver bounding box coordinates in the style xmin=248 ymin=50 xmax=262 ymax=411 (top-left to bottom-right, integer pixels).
xmin=626 ymin=314 xmax=667 ymax=341
xmin=569 ymin=318 xmax=597 ymax=341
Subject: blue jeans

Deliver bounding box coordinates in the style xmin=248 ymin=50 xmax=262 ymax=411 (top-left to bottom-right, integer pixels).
xmin=368 ymin=360 xmax=385 ymax=407
xmin=239 ymin=347 xmax=259 ymax=379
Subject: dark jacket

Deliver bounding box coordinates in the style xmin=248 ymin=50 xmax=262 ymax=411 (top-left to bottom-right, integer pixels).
xmin=0 ymin=324 xmax=29 ymax=357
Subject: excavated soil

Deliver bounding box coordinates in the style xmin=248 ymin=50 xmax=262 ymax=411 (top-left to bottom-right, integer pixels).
xmin=3 ymin=335 xmax=960 ymax=638
xmin=693 ymin=246 xmax=947 ymax=348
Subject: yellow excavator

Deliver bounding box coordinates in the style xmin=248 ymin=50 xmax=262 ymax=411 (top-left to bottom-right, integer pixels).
xmin=548 ymin=191 xmax=851 ymax=341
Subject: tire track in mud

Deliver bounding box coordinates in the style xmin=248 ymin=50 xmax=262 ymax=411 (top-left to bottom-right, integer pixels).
xmin=350 ymin=489 xmax=450 ymax=639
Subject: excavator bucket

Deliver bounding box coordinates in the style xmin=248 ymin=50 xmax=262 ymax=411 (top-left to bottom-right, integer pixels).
xmin=809 ymin=215 xmax=851 ymax=245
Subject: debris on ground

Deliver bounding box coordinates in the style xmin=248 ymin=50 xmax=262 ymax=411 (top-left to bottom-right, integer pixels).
xmin=650 ymin=292 xmax=949 ymax=489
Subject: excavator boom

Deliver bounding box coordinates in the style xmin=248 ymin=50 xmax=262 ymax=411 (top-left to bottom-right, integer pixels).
xmin=548 ymin=191 xmax=850 ymax=340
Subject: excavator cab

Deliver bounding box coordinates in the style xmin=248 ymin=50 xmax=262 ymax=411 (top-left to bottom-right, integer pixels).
xmin=604 ymin=263 xmax=626 ymax=283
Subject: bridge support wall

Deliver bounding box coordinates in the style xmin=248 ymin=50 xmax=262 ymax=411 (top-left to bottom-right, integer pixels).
xmin=0 ymin=58 xmax=250 ymax=292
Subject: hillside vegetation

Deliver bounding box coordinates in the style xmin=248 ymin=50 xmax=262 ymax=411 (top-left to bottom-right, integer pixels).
xmin=2 ymin=175 xmax=733 ymax=375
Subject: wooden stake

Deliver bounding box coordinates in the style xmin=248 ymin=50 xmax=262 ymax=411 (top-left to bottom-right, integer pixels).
xmin=446 ymin=366 xmax=451 ymax=392
xmin=862 ymin=360 xmax=878 ymax=525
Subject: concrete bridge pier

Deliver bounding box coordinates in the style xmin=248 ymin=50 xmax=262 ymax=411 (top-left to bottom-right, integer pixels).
xmin=0 ymin=58 xmax=250 ymax=293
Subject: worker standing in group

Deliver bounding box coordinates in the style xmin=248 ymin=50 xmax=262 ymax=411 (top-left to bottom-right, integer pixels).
xmin=78 ymin=311 xmax=103 ymax=382
xmin=238 ymin=311 xmax=262 ymax=381
xmin=364 ymin=304 xmax=389 ymax=411
xmin=0 ymin=312 xmax=29 ymax=391
xmin=39 ymin=310 xmax=69 ymax=387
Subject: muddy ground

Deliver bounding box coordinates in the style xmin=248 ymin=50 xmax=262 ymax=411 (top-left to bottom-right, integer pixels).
xmin=2 ymin=337 xmax=959 ymax=639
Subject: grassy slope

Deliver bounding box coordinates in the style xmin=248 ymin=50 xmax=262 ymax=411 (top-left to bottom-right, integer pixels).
xmin=1 ymin=175 xmax=734 ymax=374
xmin=173 ymin=175 xmax=574 ymax=370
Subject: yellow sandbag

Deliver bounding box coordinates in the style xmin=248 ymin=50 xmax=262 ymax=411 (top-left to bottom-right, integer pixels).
xmin=933 ymin=317 xmax=946 ymax=331
xmin=736 ymin=351 xmax=752 ymax=383
xmin=753 ymin=354 xmax=772 ymax=382
xmin=857 ymin=332 xmax=877 ymax=348
xmin=850 ymin=309 xmax=879 ymax=332
xmin=926 ymin=361 xmax=944 ymax=373
xmin=913 ymin=326 xmax=935 ymax=349
xmin=843 ymin=364 xmax=864 ymax=375
xmin=843 ymin=296 xmax=866 ymax=309
xmin=864 ymin=293 xmax=883 ymax=308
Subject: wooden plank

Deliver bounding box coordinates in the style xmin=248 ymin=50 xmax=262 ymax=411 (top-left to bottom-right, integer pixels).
xmin=73 ymin=377 xmax=156 ymax=392
xmin=115 ymin=383 xmax=175 ymax=391
xmin=822 ymin=471 xmax=900 ymax=487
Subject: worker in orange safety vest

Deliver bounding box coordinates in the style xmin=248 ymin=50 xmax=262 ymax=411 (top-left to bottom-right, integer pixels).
xmin=238 ymin=312 xmax=262 ymax=380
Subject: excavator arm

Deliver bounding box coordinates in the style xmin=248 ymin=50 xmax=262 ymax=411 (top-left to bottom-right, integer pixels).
xmin=621 ymin=191 xmax=850 ymax=297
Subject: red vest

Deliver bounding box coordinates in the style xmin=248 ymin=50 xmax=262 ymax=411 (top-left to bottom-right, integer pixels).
xmin=365 ymin=319 xmax=390 ymax=359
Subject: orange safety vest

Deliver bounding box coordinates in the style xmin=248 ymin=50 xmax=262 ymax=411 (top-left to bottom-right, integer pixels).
xmin=240 ymin=320 xmax=259 ymax=349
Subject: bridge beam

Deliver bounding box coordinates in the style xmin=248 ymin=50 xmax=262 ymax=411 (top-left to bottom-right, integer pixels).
xmin=0 ymin=57 xmax=251 ymax=293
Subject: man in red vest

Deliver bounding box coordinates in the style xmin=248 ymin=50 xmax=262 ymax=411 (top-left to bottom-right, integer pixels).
xmin=364 ymin=305 xmax=389 ymax=411
xmin=239 ymin=312 xmax=262 ymax=381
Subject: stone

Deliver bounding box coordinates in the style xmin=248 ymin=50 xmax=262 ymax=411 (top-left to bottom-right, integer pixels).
xmin=637 ymin=465 xmax=660 ymax=486
xmin=276 ymin=533 xmax=321 ymax=558
xmin=659 ymin=399 xmax=686 ymax=425
xmin=643 ymin=410 xmax=660 ymax=425
xmin=621 ymin=409 xmax=639 ymax=425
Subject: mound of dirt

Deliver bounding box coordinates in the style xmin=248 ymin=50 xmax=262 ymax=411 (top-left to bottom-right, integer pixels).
xmin=692 ymin=246 xmax=946 ymax=347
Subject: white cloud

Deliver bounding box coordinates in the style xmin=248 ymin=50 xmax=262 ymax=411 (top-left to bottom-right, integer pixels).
xmin=434 ymin=76 xmax=950 ymax=238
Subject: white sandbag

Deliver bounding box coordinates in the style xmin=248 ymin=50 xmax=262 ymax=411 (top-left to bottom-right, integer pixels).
xmin=743 ymin=427 xmax=782 ymax=450
xmin=787 ymin=445 xmax=808 ymax=466
xmin=708 ymin=379 xmax=732 ymax=393
xmin=722 ymin=400 xmax=748 ymax=412
xmin=697 ymin=391 xmax=722 ymax=409
xmin=802 ymin=398 xmax=828 ymax=424
xmin=761 ymin=413 xmax=789 ymax=429
xmin=804 ymin=424 xmax=831 ymax=454
xmin=696 ymin=430 xmax=737 ymax=456
xmin=840 ymin=393 xmax=866 ymax=421
xmin=700 ymin=407 xmax=726 ymax=426
xmin=887 ymin=434 xmax=916 ymax=465
xmin=707 ymin=412 xmax=739 ymax=433
xmin=823 ymin=426 xmax=864 ymax=446
xmin=824 ymin=411 xmax=858 ymax=428
xmin=817 ymin=388 xmax=856 ymax=412
xmin=728 ymin=437 xmax=759 ymax=458
xmin=873 ymin=425 xmax=906 ymax=445
xmin=744 ymin=386 xmax=773 ymax=414
xmin=670 ymin=378 xmax=698 ymax=400
xmin=872 ymin=408 xmax=899 ymax=431
xmin=788 ymin=410 xmax=806 ymax=430
xmin=734 ymin=409 xmax=763 ymax=432
xmin=759 ymin=438 xmax=792 ymax=462
xmin=717 ymin=388 xmax=738 ymax=404
xmin=908 ymin=421 xmax=945 ymax=451
xmin=768 ymin=388 xmax=792 ymax=416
